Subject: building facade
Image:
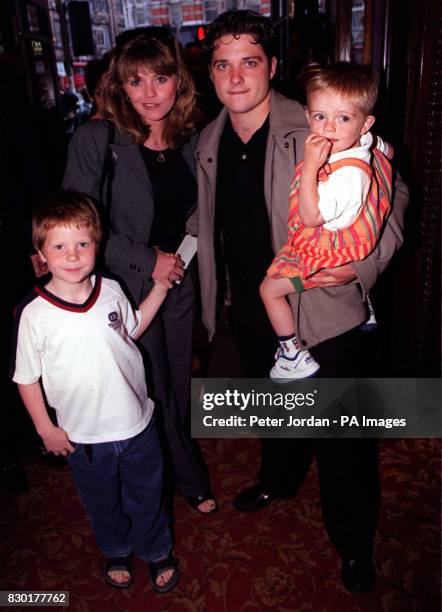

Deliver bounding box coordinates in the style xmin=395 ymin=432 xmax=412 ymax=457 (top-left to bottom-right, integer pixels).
xmin=124 ymin=0 xmax=270 ymax=44
xmin=48 ymin=0 xmax=125 ymax=88
xmin=0 ymin=0 xmax=60 ymax=108
xmin=47 ymin=0 xmax=271 ymax=88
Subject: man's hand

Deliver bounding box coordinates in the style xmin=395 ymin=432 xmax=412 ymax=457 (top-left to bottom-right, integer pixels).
xmin=310 ymin=262 xmax=357 ymax=287
xmin=152 ymin=249 xmax=184 ymax=284
xmin=40 ymin=425 xmax=75 ymax=456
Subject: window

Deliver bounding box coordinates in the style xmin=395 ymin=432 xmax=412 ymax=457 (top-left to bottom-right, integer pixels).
xmin=204 ymin=0 xmax=217 ymax=22
xmin=53 ymin=19 xmax=62 ymax=47
xmin=136 ymin=6 xmax=149 ymax=26
xmin=245 ymin=1 xmax=261 ymax=14
xmin=93 ymin=25 xmax=110 ymax=50
xmin=94 ymin=0 xmax=109 ymax=12
xmin=351 ymin=0 xmax=365 ymax=63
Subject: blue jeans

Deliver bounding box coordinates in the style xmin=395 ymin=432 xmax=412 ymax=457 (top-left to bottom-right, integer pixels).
xmin=67 ymin=420 xmax=172 ymax=562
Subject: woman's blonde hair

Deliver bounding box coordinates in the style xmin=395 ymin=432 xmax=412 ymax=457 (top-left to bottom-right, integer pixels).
xmin=101 ymin=29 xmax=199 ymax=147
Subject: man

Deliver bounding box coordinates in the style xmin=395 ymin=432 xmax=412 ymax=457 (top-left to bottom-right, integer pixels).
xmin=195 ymin=10 xmax=408 ymax=592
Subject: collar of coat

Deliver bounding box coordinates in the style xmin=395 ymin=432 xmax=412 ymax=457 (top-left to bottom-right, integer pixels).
xmin=196 ymin=89 xmax=309 ymax=155
xmin=107 ymin=121 xmax=198 ymax=153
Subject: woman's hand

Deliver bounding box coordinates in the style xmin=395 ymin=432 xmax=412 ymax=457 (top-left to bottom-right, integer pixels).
xmin=152 ymin=249 xmax=184 ymax=284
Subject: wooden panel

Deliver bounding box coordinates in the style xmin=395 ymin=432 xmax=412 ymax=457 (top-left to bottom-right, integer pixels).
xmin=376 ymin=0 xmax=441 ymax=374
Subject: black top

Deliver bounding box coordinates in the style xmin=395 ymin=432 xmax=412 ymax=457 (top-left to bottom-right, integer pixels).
xmin=215 ymin=115 xmax=274 ymax=298
xmin=139 ymin=145 xmax=197 ymax=252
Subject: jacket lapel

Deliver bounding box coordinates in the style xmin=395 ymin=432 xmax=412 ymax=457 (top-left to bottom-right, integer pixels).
xmin=110 ymin=129 xmax=154 ymax=196
xmin=195 ymin=108 xmax=228 ymax=209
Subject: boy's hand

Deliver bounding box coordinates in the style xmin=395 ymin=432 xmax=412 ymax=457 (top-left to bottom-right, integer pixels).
xmin=40 ymin=425 xmax=75 ymax=456
xmin=304 ymin=133 xmax=332 ymax=172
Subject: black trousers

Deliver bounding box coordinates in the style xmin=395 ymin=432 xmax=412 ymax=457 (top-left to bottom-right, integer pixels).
xmin=230 ymin=296 xmax=380 ymax=559
xmin=139 ymin=263 xmax=211 ymax=498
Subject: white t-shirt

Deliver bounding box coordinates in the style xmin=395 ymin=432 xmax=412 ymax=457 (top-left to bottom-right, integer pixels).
xmin=318 ymin=132 xmax=384 ymax=231
xmin=12 ymin=275 xmax=153 ymax=443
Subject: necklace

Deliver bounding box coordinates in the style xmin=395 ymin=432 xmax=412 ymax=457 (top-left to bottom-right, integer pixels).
xmin=142 ymin=144 xmax=168 ymax=163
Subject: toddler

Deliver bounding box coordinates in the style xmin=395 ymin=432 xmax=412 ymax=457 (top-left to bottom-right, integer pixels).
xmin=260 ymin=63 xmax=393 ymax=381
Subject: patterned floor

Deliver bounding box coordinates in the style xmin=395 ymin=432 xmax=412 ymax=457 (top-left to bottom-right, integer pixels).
xmin=0 ymin=437 xmax=440 ymax=612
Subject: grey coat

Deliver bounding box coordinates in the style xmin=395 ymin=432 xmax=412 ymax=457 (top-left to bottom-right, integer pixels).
xmin=63 ymin=119 xmax=197 ymax=303
xmin=196 ymin=90 xmax=409 ymax=346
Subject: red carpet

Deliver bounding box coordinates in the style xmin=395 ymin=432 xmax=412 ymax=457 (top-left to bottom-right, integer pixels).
xmin=0 ymin=438 xmax=440 ymax=611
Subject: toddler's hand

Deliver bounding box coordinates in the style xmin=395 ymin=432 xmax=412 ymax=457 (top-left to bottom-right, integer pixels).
xmin=383 ymin=139 xmax=394 ymax=160
xmin=41 ymin=425 xmax=75 ymax=456
xmin=303 ymin=133 xmax=332 ymax=171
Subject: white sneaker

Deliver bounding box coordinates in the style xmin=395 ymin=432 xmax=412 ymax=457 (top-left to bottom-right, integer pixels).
xmin=360 ymin=296 xmax=377 ymax=332
xmin=270 ymin=346 xmax=320 ymax=382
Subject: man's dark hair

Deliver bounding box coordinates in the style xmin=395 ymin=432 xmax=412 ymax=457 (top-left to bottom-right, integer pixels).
xmin=203 ymin=10 xmax=275 ymax=63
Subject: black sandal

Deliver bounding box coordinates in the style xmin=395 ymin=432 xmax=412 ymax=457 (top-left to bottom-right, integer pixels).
xmin=104 ymin=553 xmax=134 ymax=589
xmin=148 ymin=554 xmax=179 ymax=594
xmin=186 ymin=495 xmax=218 ymax=514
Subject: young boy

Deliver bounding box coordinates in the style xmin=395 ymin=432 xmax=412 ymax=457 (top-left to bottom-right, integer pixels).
xmin=10 ymin=191 xmax=180 ymax=593
xmin=260 ymin=62 xmax=393 ymax=381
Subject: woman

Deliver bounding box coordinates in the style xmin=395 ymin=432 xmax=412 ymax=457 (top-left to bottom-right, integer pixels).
xmin=63 ymin=28 xmax=215 ymax=517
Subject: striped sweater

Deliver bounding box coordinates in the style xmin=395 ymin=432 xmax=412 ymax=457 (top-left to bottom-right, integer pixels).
xmin=268 ymin=148 xmax=392 ymax=283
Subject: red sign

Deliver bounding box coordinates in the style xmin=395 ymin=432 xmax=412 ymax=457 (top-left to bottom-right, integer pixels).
xmin=74 ymin=72 xmax=85 ymax=88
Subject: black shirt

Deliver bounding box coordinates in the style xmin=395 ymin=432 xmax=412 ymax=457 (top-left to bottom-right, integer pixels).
xmin=139 ymin=145 xmax=197 ymax=251
xmin=215 ymin=116 xmax=274 ymax=299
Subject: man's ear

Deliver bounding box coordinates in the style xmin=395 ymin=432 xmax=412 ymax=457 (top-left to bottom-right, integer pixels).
xmin=37 ymin=249 xmax=47 ymax=263
xmin=361 ymin=115 xmax=375 ymax=135
xmin=269 ymin=56 xmax=277 ymax=80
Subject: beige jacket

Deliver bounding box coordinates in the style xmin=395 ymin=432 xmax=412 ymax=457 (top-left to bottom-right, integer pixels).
xmin=196 ymin=90 xmax=408 ymax=347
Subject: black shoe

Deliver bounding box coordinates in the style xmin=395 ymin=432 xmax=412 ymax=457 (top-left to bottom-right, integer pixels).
xmin=0 ymin=461 xmax=28 ymax=494
xmin=233 ymin=484 xmax=273 ymax=512
xmin=233 ymin=483 xmax=294 ymax=512
xmin=341 ymin=552 xmax=375 ymax=593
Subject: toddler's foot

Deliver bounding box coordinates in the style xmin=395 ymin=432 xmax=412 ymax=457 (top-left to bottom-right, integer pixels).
xmin=270 ymin=343 xmax=320 ymax=382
